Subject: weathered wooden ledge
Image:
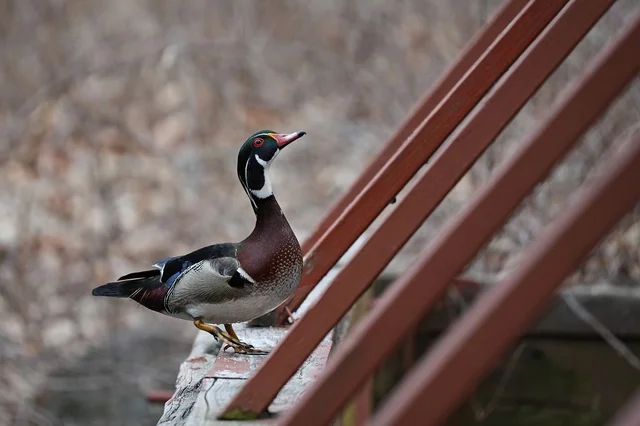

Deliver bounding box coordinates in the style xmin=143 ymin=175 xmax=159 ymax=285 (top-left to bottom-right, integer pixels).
xmin=158 ymin=324 xmax=332 ymax=426
xmin=157 ymin=261 xmax=342 ymax=426
xmin=157 ymin=270 xmax=640 ymax=425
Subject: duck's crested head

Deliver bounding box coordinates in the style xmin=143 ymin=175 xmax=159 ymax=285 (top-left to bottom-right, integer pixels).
xmin=237 ymin=130 xmax=306 ymax=205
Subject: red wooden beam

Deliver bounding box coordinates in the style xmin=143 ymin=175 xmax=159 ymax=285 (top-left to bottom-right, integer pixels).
xmin=371 ymin=134 xmax=640 ymax=426
xmin=278 ymin=11 xmax=640 ymax=426
xmin=276 ymin=0 xmax=533 ymax=322
xmin=353 ymin=378 xmax=373 ymax=426
xmin=295 ymin=0 xmax=529 ymax=259
xmin=221 ymin=0 xmax=574 ymax=419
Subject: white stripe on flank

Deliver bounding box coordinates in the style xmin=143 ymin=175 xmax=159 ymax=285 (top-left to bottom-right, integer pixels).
xmin=237 ymin=267 xmax=256 ymax=284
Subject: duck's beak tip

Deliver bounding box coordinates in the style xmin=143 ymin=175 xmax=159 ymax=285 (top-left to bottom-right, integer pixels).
xmin=273 ymin=130 xmax=306 ymax=148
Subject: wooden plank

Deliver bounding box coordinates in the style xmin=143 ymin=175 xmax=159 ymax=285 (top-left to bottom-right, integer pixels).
xmin=187 ymin=379 xmax=270 ymax=426
xmin=293 ymin=0 xmax=529 ymax=258
xmin=205 ymin=326 xmax=332 ymax=382
xmin=205 ymin=327 xmax=291 ymax=380
xmin=221 ymin=0 xmax=575 ymax=418
xmin=278 ymin=11 xmax=640 ymax=426
xmin=158 ymin=325 xmax=332 ymax=425
xmin=158 ymin=332 xmax=221 ymax=425
xmin=209 ymin=325 xmax=332 ymax=422
xmin=371 ymin=133 xmax=640 ymax=426
xmin=276 ymin=0 xmax=533 ymax=322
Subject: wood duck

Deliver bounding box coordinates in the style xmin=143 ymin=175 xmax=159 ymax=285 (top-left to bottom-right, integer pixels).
xmin=92 ymin=130 xmax=306 ymax=354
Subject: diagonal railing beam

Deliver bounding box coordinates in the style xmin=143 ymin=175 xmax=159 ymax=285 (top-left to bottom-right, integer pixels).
xmin=278 ymin=11 xmax=640 ymax=426
xmin=221 ymin=0 xmax=571 ymax=418
xmin=371 ymin=130 xmax=640 ymax=426
xmin=294 ymin=0 xmax=528 ymax=257
xmin=276 ymin=0 xmax=535 ymax=322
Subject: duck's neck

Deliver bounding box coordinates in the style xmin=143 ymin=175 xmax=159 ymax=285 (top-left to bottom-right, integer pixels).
xmin=254 ymin=195 xmax=283 ymax=226
xmin=246 ymin=194 xmax=293 ymax=241
xmin=241 ymin=160 xmax=294 ymax=241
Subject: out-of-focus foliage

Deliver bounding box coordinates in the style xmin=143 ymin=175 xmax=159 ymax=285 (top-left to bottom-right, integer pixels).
xmin=0 ymin=0 xmax=637 ymax=424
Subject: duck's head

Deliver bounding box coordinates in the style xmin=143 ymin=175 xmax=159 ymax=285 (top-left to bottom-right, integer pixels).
xmin=237 ymin=130 xmax=306 ymax=207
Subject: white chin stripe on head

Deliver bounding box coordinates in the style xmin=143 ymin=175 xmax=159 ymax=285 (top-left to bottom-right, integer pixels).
xmin=249 ymin=154 xmax=273 ymax=199
xmin=255 ymin=147 xmax=280 ymax=165
xmin=254 ymin=155 xmax=268 ymax=167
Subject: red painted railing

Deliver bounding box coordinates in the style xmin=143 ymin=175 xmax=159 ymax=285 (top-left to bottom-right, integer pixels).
xmin=219 ymin=0 xmax=640 ymax=424
xmin=274 ymin=0 xmax=532 ymax=324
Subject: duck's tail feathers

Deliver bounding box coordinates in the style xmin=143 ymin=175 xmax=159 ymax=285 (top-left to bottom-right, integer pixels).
xmin=92 ymin=269 xmax=161 ymax=298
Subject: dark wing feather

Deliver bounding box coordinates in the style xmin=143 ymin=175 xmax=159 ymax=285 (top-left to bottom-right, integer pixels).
xmin=92 ymin=269 xmax=161 ymax=298
xmin=118 ymin=269 xmax=160 ymax=281
xmin=92 ymin=243 xmax=239 ymax=307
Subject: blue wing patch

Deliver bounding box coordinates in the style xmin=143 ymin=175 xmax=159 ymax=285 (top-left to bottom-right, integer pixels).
xmin=152 ymin=256 xmax=175 ymax=270
xmin=151 ymin=243 xmax=238 ymax=289
xmin=153 ymin=256 xmax=193 ymax=288
xmin=164 ymin=261 xmax=194 ymax=287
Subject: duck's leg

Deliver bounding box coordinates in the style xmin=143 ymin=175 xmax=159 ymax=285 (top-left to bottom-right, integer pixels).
xmin=224 ymin=324 xmax=244 ymax=343
xmin=193 ymin=319 xmax=267 ymax=355
xmin=224 ymin=323 xmax=270 ymax=354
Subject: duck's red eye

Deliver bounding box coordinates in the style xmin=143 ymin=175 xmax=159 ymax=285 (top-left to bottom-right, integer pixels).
xmin=253 ymin=138 xmax=264 ymax=148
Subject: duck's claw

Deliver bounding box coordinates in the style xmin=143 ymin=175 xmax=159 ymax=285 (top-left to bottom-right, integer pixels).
xmin=223 ymin=342 xmax=269 ymax=355
xmin=218 ymin=331 xmax=268 ymax=355
xmin=193 ymin=319 xmax=268 ymax=355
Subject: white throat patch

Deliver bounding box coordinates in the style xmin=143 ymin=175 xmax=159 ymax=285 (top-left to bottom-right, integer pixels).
xmin=249 ymin=154 xmax=275 ymax=199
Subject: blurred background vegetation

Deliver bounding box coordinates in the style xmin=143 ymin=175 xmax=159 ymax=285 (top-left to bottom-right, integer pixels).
xmin=0 ymin=0 xmax=637 ymax=424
